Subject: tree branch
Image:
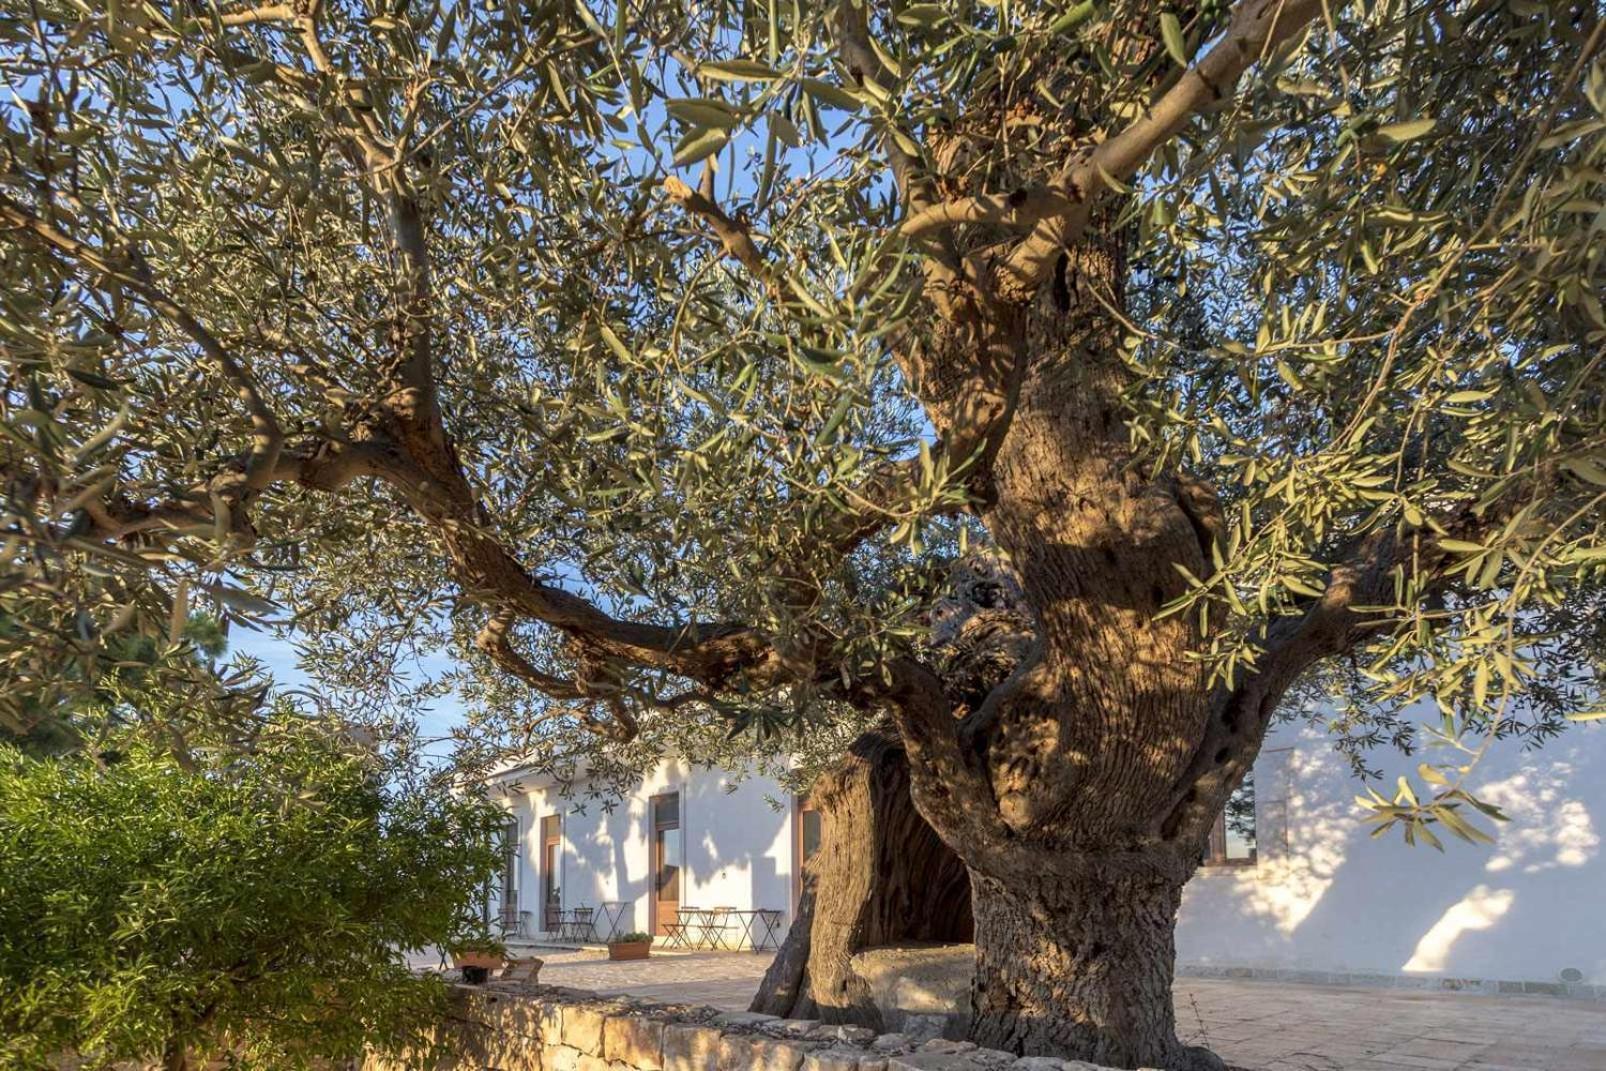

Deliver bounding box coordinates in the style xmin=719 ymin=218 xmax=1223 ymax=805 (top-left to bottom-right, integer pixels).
xmin=0 ymin=192 xmax=285 ymax=491
xmin=474 ymin=610 xmax=588 ymax=700
xmin=662 ymin=176 xmax=780 ymax=298
xmin=277 ymin=4 xmax=438 ymax=427
xmin=830 ymin=0 xmax=971 ymax=305
xmin=214 ymin=4 xmax=297 ymax=27
xmin=863 ymin=656 xmax=1014 ymax=852
xmin=901 ymin=187 xmax=1078 ymax=241
xmin=831 ymin=1 xmax=934 ymax=215
xmin=60 ymin=442 xmax=392 ymax=543
xmin=942 ymin=0 xmax=1338 ymax=301
xmin=1156 ymin=504 xmax=1504 ymax=845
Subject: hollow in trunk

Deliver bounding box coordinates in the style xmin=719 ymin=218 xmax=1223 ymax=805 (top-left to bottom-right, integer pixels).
xmin=751 ymin=729 xmax=972 ymax=1023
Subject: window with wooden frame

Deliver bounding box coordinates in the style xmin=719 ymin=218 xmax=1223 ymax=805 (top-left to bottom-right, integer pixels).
xmin=792 ymin=794 xmax=823 ymax=908
xmin=540 ymin=814 xmax=562 ymax=931
xmin=1201 ymin=776 xmax=1257 ymax=867
xmin=498 ymin=814 xmax=520 ymax=911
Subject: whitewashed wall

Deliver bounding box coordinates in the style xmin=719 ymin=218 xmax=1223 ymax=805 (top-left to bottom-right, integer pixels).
xmin=487 ymin=723 xmax=1604 ymax=986
xmin=493 ymin=759 xmax=797 ymax=942
xmin=1176 ymin=720 xmax=1606 ymax=988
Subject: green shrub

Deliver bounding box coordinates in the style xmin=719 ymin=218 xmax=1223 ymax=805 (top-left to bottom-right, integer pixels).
xmin=0 ymin=717 xmax=504 ymax=1070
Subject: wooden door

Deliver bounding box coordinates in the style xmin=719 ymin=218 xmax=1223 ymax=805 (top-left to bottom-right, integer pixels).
xmin=541 ymin=815 xmax=562 ymax=931
xmin=650 ymin=793 xmax=681 ymax=936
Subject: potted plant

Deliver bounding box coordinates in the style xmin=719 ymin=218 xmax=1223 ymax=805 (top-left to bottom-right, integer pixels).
xmin=607 ymin=931 xmax=654 ymax=961
xmin=448 ymin=936 xmax=508 ymax=984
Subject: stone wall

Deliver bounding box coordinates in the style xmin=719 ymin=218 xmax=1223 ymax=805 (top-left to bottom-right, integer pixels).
xmin=363 ymin=984 xmax=1128 ymax=1071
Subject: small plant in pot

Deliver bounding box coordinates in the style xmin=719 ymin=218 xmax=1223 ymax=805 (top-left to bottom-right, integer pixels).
xmin=607 ymin=931 xmax=653 ymax=961
xmin=448 ymin=936 xmax=508 ymax=984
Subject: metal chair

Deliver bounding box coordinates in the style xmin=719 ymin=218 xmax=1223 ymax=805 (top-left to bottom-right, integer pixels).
xmin=567 ymin=905 xmax=596 ymax=942
xmin=700 ymin=906 xmax=736 ymax=950
xmin=664 ymin=906 xmax=697 ymax=950
xmin=498 ymin=904 xmax=528 ymax=939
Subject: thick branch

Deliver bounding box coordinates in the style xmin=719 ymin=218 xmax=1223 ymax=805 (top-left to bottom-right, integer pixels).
xmin=65 ymin=442 xmax=392 ymax=543
xmin=215 ymin=4 xmax=296 ymax=27
xmin=274 ymin=4 xmax=438 ymax=429
xmin=826 ymin=450 xmax=974 ymax=553
xmin=474 ymin=610 xmax=588 ymax=700
xmin=1157 ymin=507 xmax=1500 ymax=844
xmin=831 ymin=0 xmax=969 ymax=304
xmin=954 ymin=0 xmax=1338 ymax=301
xmin=831 ymin=1 xmax=933 ymax=215
xmin=866 ymin=656 xmax=1014 ymax=854
xmin=901 ymin=187 xmax=1078 ymax=241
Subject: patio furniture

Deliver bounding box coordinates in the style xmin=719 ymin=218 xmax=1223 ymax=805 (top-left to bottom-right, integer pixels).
xmin=498 ymin=905 xmax=532 ymax=939
xmin=748 ymin=908 xmax=784 ymax=951
xmin=558 ymin=906 xmax=596 ymax=942
xmin=596 ymin=900 xmax=630 ymax=942
xmin=664 ymin=906 xmax=700 ymax=950
xmin=698 ymin=906 xmax=737 ymax=950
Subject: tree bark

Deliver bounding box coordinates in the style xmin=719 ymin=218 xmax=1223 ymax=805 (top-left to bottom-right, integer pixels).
xmin=868 ymin=262 xmax=1245 ymax=1065
xmin=751 ymin=729 xmax=972 ymax=1023
xmin=967 ymin=864 xmax=1221 ymax=1071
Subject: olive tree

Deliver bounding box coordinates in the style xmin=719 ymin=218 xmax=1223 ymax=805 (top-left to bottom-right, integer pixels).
xmin=2 ymin=0 xmax=1603 ymax=1065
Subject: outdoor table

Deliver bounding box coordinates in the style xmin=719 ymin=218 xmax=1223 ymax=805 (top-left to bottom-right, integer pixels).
xmin=595 ymin=900 xmax=629 ymax=942
xmin=682 ymin=906 xmax=722 ymax=949
xmin=699 ymin=907 xmax=739 ymax=949
xmin=728 ymin=909 xmax=783 ymax=951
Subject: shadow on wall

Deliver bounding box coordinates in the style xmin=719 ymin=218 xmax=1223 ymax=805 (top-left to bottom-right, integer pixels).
xmin=530 ymin=760 xmax=796 ymax=940
xmin=684 ymin=771 xmax=793 ymax=921
xmin=1175 ymin=722 xmax=1605 ymax=986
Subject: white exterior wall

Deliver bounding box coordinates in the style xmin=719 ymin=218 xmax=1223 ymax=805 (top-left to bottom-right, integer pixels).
xmin=484 ymin=723 xmax=1605 ymax=986
xmin=1176 ymin=720 xmax=1606 ymax=987
xmin=492 ymin=759 xmax=797 ymax=942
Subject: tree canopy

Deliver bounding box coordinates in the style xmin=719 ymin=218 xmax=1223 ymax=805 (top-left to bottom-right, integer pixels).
xmin=5 ymin=0 xmax=1604 ymax=1063
xmin=1 ymin=0 xmax=1601 ymax=824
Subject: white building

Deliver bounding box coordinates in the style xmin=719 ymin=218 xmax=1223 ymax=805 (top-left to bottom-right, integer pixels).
xmin=487 ymin=758 xmax=817 ymax=947
xmin=1177 ymin=721 xmax=1606 ymax=991
xmin=487 ymin=722 xmax=1605 ymax=991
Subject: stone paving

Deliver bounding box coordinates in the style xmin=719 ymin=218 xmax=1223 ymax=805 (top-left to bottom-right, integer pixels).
xmin=1171 ymin=978 xmax=1606 ymax=1071
xmin=526 ymin=948 xmax=1606 ymax=1071
xmin=528 ymin=946 xmax=772 ymax=1010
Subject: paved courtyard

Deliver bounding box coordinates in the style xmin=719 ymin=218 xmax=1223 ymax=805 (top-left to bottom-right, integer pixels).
xmin=525 ymin=949 xmax=1606 ymax=1071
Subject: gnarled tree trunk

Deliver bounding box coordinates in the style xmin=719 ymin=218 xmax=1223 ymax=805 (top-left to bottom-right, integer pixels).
xmin=968 ymin=865 xmax=1214 ymax=1070
xmin=868 ymin=228 xmax=1276 ymax=1068
xmin=751 ymin=729 xmax=972 ymax=1024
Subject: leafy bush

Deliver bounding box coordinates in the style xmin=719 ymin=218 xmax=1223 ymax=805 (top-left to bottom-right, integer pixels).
xmin=612 ymin=932 xmax=653 ymax=944
xmin=0 ymin=717 xmax=505 ymax=1070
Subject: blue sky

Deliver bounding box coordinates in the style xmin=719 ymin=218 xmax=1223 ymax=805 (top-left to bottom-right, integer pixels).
xmin=228 ymin=629 xmax=468 ymax=754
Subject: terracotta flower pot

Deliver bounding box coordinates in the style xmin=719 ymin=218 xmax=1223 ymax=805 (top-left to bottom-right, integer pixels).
xmin=608 ymin=939 xmax=652 ymax=961
xmin=454 ymin=950 xmax=507 ymax=984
